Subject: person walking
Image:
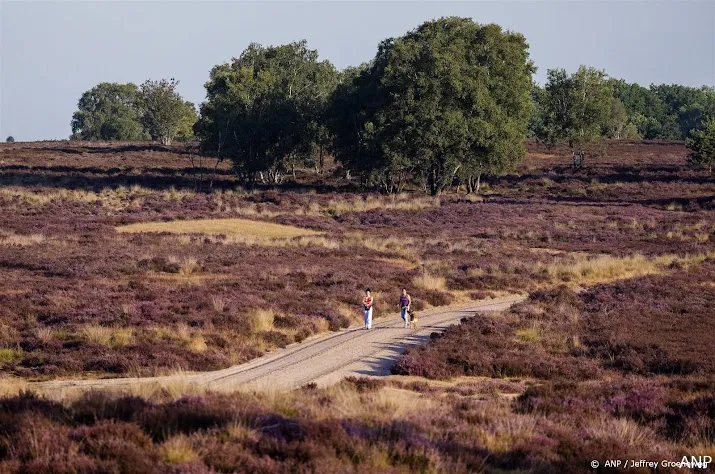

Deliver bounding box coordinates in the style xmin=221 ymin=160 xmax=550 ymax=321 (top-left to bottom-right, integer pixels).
xmin=362 ymin=289 xmax=374 ymax=330
xmin=399 ymin=288 xmax=412 ymax=328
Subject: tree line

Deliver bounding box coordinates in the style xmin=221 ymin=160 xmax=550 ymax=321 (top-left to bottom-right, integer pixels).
xmin=70 ymin=17 xmax=715 ymax=190
xmin=70 ymin=79 xmax=197 ymax=145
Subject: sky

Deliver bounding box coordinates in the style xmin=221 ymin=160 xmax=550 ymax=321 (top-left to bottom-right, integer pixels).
xmin=1 ymin=0 xmax=714 ymax=141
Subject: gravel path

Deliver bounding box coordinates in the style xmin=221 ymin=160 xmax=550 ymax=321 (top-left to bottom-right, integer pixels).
xmin=34 ymin=295 xmax=525 ymax=395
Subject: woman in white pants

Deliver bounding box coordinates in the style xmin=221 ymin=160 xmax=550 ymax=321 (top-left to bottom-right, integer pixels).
xmin=362 ymin=288 xmax=374 ymax=329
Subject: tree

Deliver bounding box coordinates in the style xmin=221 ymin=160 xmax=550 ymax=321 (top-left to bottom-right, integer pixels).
xmin=538 ymin=66 xmax=611 ymax=168
xmin=195 ymin=40 xmax=339 ymax=185
xmin=606 ymin=98 xmax=628 ymax=139
xmin=528 ymin=83 xmax=547 ymax=139
xmin=140 ymin=79 xmax=195 ymax=145
xmin=686 ymin=118 xmax=715 ymax=172
xmin=652 ymin=84 xmax=715 ymax=140
xmin=329 ymin=18 xmax=535 ymax=195
xmin=71 ymin=83 xmax=148 ymax=140
xmin=328 ymin=63 xmax=386 ymax=186
xmin=175 ymin=101 xmax=199 ymax=141
xmin=5 ymin=136 xmax=14 ymax=143
xmin=610 ymin=79 xmax=715 ymax=140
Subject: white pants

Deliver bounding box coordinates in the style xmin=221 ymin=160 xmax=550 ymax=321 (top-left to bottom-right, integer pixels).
xmin=363 ymin=307 xmax=373 ymax=329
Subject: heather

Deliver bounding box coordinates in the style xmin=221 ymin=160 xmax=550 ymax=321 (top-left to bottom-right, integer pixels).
xmin=393 ymin=261 xmax=715 ymax=379
xmin=1 ymin=375 xmax=710 ymax=474
xmin=1 ymin=139 xmax=713 ymax=379
xmin=1 ymin=135 xmax=714 ymax=472
xmin=390 ymin=262 xmax=715 ymax=471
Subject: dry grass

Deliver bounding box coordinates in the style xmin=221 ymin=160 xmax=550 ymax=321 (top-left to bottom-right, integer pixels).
xmin=111 ymin=328 xmax=134 ymax=347
xmin=116 ymin=218 xmax=320 ymax=239
xmin=159 ymin=435 xmax=200 ymax=464
xmin=246 ymin=382 xmax=429 ymax=422
xmin=585 ymin=418 xmax=659 ymax=449
xmin=0 ymin=230 xmax=46 ymax=247
xmin=220 ymin=233 xmax=340 ymax=249
xmin=413 ymin=272 xmax=447 ymax=291
xmin=224 ymin=421 xmax=259 ymax=443
xmin=515 ymin=325 xmax=541 ymax=342
xmin=188 ymin=335 xmax=208 ymax=353
xmin=305 ymin=194 xmax=440 ymax=217
xmin=35 ymin=327 xmax=55 ymax=342
xmin=541 ymin=253 xmax=714 ymax=286
xmin=0 ymin=376 xmax=29 ymax=396
xmin=146 ymin=272 xmax=229 ymax=285
xmin=0 ymin=187 xmax=99 ymax=206
xmin=0 ymin=185 xmax=188 ymax=212
xmin=80 ymin=325 xmax=112 ymax=346
xmin=248 ymin=308 xmax=275 ymax=333
xmin=80 ymin=325 xmax=134 ymax=348
xmin=179 ymin=256 xmax=201 ymax=275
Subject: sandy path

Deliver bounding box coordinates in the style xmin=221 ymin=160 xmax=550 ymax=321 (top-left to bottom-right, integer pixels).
xmin=34 ymin=295 xmax=525 ymax=395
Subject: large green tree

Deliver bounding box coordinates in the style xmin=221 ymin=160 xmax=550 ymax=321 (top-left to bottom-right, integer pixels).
xmin=71 ymin=83 xmax=148 ymax=140
xmin=537 ymin=66 xmax=612 ymax=168
xmin=686 ymin=118 xmax=715 ymax=172
xmin=139 ymin=78 xmax=196 ymax=145
xmin=195 ymin=40 xmax=338 ymax=185
xmin=330 ymin=17 xmax=534 ymax=195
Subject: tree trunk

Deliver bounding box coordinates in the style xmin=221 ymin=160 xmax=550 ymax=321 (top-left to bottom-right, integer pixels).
xmin=429 ymin=163 xmax=442 ymax=196
xmin=475 ymin=173 xmax=482 ymax=194
xmin=209 ymin=156 xmax=223 ymax=191
xmin=318 ymin=146 xmax=324 ymax=174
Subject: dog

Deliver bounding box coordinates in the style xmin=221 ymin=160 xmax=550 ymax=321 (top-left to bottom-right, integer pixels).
xmin=407 ymin=310 xmax=419 ymax=329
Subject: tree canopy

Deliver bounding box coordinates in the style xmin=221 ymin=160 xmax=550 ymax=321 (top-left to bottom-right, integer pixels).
xmin=139 ymin=79 xmax=197 ymax=145
xmin=71 ymin=83 xmax=148 ymax=141
xmin=686 ymin=117 xmax=715 ymax=172
xmin=71 ymin=80 xmax=196 ymax=143
xmin=329 ymin=17 xmax=535 ymax=195
xmin=194 ymin=40 xmax=339 ymax=184
xmin=535 ymin=66 xmax=612 ymax=167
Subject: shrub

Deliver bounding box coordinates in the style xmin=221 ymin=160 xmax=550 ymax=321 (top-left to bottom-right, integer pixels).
xmin=327 ymin=314 xmax=351 ymax=332
xmin=258 ymin=331 xmax=291 ymax=348
xmin=419 ymin=289 xmax=453 ymax=307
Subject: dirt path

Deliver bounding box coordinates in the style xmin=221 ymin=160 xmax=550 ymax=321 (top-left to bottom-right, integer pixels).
xmin=34 ymin=295 xmax=525 ymax=396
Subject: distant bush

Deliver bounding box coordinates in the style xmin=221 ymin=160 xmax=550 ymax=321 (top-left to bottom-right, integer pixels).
xmin=5 ymin=136 xmax=14 ymax=143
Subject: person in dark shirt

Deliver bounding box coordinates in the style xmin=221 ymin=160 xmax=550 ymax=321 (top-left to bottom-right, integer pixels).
xmin=399 ymin=288 xmax=412 ymax=328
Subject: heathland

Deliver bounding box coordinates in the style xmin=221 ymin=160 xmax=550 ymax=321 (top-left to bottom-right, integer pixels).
xmin=0 ymin=139 xmax=713 ymax=473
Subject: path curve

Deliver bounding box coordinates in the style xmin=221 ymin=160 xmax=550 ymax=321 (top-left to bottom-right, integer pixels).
xmin=34 ymin=295 xmax=525 ymax=395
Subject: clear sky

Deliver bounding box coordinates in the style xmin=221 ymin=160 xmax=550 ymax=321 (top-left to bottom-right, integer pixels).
xmin=1 ymin=0 xmax=714 ymax=141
